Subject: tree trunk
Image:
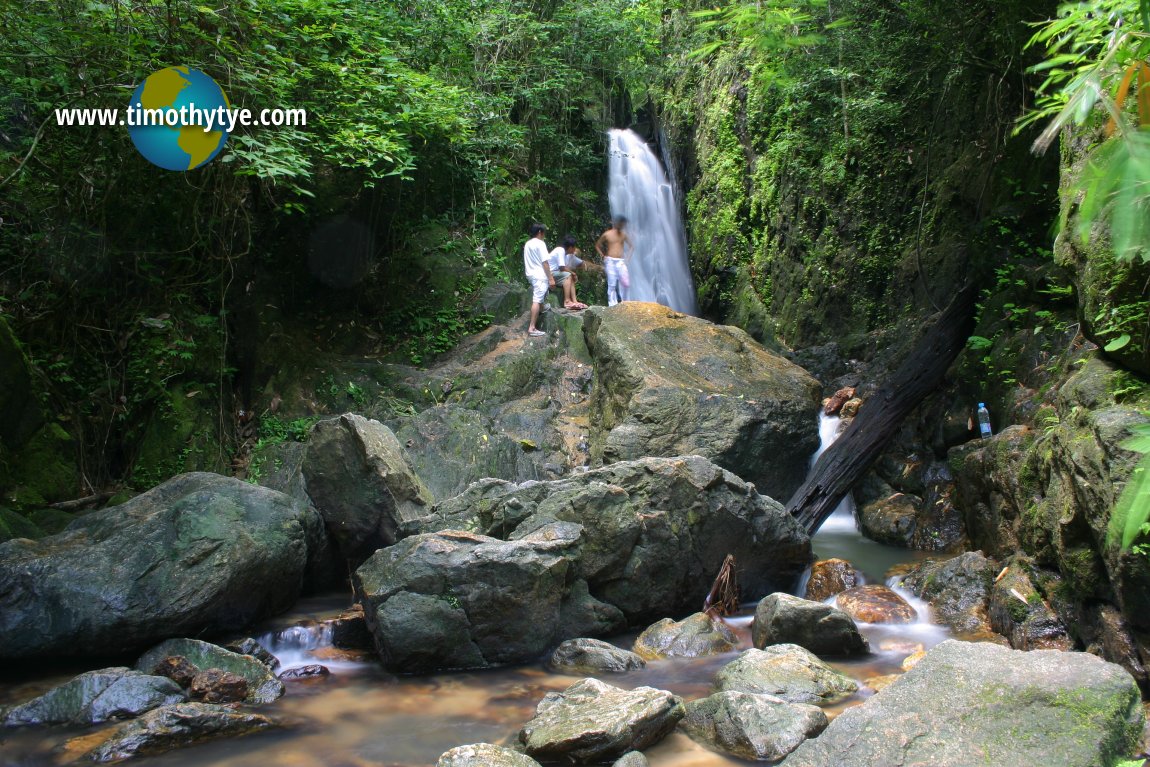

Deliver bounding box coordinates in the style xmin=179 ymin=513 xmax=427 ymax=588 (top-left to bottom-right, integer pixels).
xmin=786 ymin=284 xmax=978 ymax=535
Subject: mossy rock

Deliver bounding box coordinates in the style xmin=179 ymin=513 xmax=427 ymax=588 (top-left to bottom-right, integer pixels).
xmin=131 ymin=383 xmax=227 ymax=490
xmin=0 ymin=506 xmax=42 ymax=543
xmin=0 ymin=421 xmax=77 ymax=508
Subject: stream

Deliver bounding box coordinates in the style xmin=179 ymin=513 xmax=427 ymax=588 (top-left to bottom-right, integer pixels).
xmin=0 ymin=416 xmax=953 ymax=766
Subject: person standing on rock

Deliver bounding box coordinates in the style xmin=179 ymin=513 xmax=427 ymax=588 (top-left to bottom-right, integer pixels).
xmin=524 ymin=222 xmax=555 ymax=337
xmin=595 ymin=216 xmax=633 ymax=307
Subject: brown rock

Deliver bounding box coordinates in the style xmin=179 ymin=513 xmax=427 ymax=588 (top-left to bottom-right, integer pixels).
xmin=189 ymin=669 xmax=249 ymax=703
xmin=331 ymin=604 xmax=373 ymax=649
xmin=901 ymin=649 xmax=927 ymax=670
xmin=823 ymin=388 xmax=857 ymax=416
xmin=152 ymin=655 xmax=199 ymax=688
xmin=803 ymin=559 xmax=863 ymax=602
xmin=836 ymin=585 xmax=917 ymax=624
xmin=864 ymin=674 xmax=900 ymax=692
xmin=839 ymin=398 xmax=863 ymax=418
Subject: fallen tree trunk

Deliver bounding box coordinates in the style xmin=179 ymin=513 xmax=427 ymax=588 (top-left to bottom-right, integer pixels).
xmin=786 ymin=283 xmax=978 ymax=535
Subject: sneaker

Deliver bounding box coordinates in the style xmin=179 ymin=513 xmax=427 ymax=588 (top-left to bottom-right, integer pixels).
xmin=528 ymin=329 xmax=546 ymax=337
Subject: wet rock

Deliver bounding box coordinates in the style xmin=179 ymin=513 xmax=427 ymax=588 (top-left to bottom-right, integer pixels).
xmin=1086 ymin=603 xmax=1149 ymax=692
xmin=858 ymin=492 xmax=921 ymax=547
xmin=714 ymin=646 xmax=859 ymax=705
xmin=3 ymin=668 xmax=185 ymax=727
xmin=135 ymin=639 xmax=283 ymax=705
xmin=519 ymin=678 xmax=684 ymax=763
xmin=416 ymin=455 xmax=811 ymax=629
xmin=839 ymin=397 xmax=863 ymax=418
xmin=549 ymin=639 xmax=645 ymax=674
xmin=66 ymin=702 xmax=277 ymax=763
xmin=223 ymin=637 xmax=280 ymax=671
xmin=802 ymin=558 xmax=863 ymax=602
xmin=355 ymin=526 xmax=574 ymax=673
xmin=331 ymin=604 xmax=373 ymax=650
xmin=901 ymin=648 xmax=927 ymax=670
xmin=835 ymin=585 xmax=917 ymax=624
xmin=437 ymin=743 xmax=542 ymax=767
xmin=151 ymin=656 xmax=199 ymax=688
xmin=277 ymin=665 xmax=330 ymax=680
xmin=681 ymin=690 xmax=827 ymax=761
xmin=611 ymin=752 xmax=648 ymax=767
xmin=302 ymin=413 xmax=433 ymax=567
xmin=0 ymin=473 xmax=324 ymax=659
xmin=584 ymin=303 xmax=821 ymax=501
xmin=988 ymin=558 xmax=1072 ymax=651
xmin=898 ymin=551 xmax=997 ymax=635
xmin=632 ymin=613 xmax=739 ymax=660
xmin=752 ymin=592 xmax=868 ymax=656
xmin=778 ymin=640 xmax=1143 ymax=767
xmin=823 ymin=387 xmax=856 ymax=416
xmin=189 ymin=669 xmax=248 ymax=703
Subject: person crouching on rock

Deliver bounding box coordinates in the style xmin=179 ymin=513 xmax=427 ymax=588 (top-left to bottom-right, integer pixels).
xmin=524 ymin=222 xmax=555 ymax=338
xmin=549 ymin=234 xmax=596 ymax=310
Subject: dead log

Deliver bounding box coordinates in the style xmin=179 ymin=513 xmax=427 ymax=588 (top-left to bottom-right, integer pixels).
xmin=786 ymin=284 xmax=978 ymax=535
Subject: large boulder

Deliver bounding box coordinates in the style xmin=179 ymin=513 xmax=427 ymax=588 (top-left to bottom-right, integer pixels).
xmin=583 ymin=303 xmax=820 ymax=501
xmin=415 ymin=455 xmax=811 ymax=626
xmin=752 ymin=593 xmax=868 ymax=656
xmin=135 ymin=638 xmax=284 ymax=705
xmin=3 ymin=668 xmax=185 ymax=727
xmin=779 ymin=640 xmax=1144 ymax=767
xmin=714 ymin=646 xmax=859 ymax=705
xmin=0 ymin=473 xmax=323 ymax=659
xmin=681 ymin=691 xmax=828 ymax=761
xmin=354 ymin=526 xmax=574 ymax=672
xmin=518 ymin=678 xmax=684 ymax=763
xmin=303 ymin=413 xmax=433 ymax=566
xmin=62 ymin=702 xmax=276 ymax=763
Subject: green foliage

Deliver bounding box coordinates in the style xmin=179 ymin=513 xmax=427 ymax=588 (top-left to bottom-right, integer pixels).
xmin=1108 ymin=423 xmax=1150 ymax=552
xmin=1023 ymin=1 xmax=1150 ymax=262
xmin=0 ymin=0 xmax=659 ymax=489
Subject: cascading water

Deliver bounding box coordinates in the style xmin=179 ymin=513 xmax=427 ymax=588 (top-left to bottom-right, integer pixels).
xmin=804 ymin=412 xmax=950 ymax=660
xmin=605 ymin=128 xmax=697 ymax=315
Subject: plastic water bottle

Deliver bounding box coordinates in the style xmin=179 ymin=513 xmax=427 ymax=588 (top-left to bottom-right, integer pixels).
xmin=977 ymin=403 xmax=992 ymax=440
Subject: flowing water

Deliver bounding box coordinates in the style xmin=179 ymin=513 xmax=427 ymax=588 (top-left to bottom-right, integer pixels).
xmin=0 ymin=415 xmax=953 ymax=766
xmin=605 ymin=128 xmax=698 ymax=316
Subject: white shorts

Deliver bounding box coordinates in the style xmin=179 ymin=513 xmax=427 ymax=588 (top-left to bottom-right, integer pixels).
xmin=529 ymin=275 xmax=548 ymax=303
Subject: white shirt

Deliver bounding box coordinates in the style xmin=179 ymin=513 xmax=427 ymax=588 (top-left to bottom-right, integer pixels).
xmin=523 ymin=237 xmax=550 ymax=279
xmin=548 ymin=246 xmax=583 ymax=273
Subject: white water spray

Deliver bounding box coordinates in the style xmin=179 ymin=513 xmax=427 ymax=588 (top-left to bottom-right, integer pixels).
xmin=606 ymin=128 xmax=697 ymax=315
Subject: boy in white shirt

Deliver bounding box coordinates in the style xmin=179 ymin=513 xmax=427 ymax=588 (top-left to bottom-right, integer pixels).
xmin=523 ymin=223 xmax=554 ymax=337
xmin=547 ymin=235 xmax=593 ymax=310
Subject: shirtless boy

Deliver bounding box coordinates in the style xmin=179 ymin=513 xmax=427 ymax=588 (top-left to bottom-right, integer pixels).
xmin=595 ymin=216 xmax=634 ymax=307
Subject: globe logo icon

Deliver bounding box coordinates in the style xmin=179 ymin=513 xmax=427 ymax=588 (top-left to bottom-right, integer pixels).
xmin=127 ymin=66 xmax=230 ymax=171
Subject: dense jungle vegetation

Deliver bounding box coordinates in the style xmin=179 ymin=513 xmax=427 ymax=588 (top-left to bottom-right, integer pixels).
xmin=2 ymin=0 xmax=1150 ymax=542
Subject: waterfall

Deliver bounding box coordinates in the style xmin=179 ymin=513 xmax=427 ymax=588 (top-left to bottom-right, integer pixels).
xmin=606 ymin=128 xmax=697 ymax=315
